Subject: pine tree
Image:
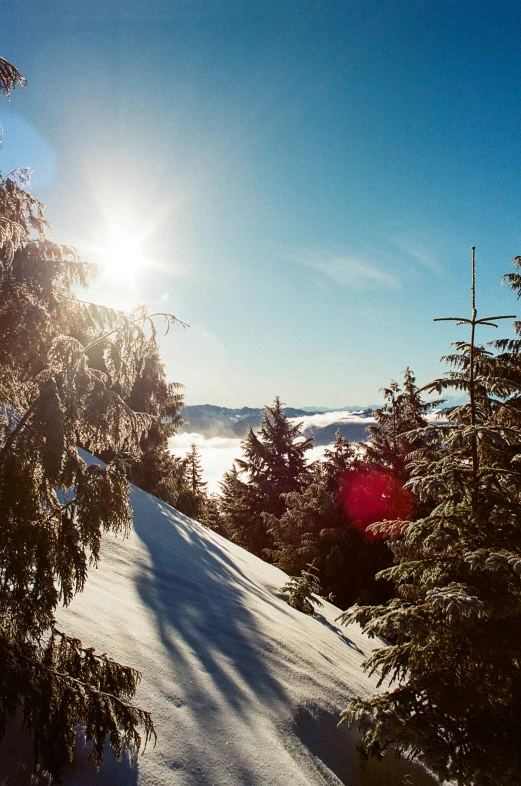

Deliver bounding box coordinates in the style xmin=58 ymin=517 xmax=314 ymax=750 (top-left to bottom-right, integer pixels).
xmin=0 ymin=56 xmax=26 ymax=97
xmin=267 ymin=434 xmax=393 ymax=607
xmin=185 ymin=443 xmax=207 ymax=494
xmin=174 ymin=443 xmax=209 ymax=521
xmin=67 ymin=295 xmax=185 ymax=500
xmin=365 ymin=367 xmax=434 ymax=483
xmin=281 ymin=563 xmax=324 ymax=615
xmin=199 ymin=494 xmax=226 ymax=534
xmin=0 ymin=61 xmax=187 ymax=778
xmin=339 ymin=248 xmax=521 ymax=786
xmin=220 ymin=397 xmax=313 ymax=558
xmin=119 ymin=350 xmax=184 ymax=495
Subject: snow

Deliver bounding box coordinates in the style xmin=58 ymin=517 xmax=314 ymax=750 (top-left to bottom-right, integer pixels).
xmin=0 ymin=465 xmax=438 ymax=785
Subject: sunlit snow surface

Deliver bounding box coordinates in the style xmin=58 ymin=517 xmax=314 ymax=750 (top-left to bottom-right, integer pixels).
xmin=0 ymin=462 xmax=438 ymax=785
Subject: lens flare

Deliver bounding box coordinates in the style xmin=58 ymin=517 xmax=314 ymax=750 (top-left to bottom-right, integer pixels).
xmin=339 ymin=467 xmax=414 ymax=540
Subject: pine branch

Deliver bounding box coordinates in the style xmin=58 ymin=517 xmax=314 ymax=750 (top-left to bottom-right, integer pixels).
xmin=0 ymin=399 xmax=36 ymax=464
xmin=83 ymin=311 xmax=189 ymax=353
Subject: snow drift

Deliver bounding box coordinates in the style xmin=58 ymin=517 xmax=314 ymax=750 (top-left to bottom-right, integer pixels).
xmin=0 ymin=476 xmax=437 ymax=785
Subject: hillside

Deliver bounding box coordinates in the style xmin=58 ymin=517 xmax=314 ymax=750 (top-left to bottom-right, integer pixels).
xmin=0 ymin=468 xmax=437 ymax=786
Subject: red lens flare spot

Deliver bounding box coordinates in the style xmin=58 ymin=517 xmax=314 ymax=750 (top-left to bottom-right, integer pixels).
xmin=339 ymin=467 xmax=414 ymax=540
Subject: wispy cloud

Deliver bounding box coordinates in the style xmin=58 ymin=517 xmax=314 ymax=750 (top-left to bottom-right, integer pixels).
xmin=294 ymin=250 xmax=400 ymax=289
xmin=392 ymin=236 xmax=440 ymax=273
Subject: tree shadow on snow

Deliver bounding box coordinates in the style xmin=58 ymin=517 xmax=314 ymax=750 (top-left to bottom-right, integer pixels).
xmin=131 ymin=490 xmax=289 ymax=717
xmin=314 ymin=614 xmax=366 ymax=656
xmin=295 ymin=707 xmax=439 ymax=786
xmin=0 ymin=721 xmax=138 ymax=786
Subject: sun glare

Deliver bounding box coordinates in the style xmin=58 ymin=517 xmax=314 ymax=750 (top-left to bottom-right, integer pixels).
xmin=98 ymin=230 xmax=148 ymax=287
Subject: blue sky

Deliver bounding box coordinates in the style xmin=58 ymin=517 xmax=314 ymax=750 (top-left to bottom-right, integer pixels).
xmin=3 ymin=0 xmax=521 ymax=406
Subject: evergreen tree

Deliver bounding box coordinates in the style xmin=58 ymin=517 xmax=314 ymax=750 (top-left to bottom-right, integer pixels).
xmin=199 ymin=494 xmax=226 ymax=534
xmin=0 ymin=60 xmax=187 ymax=778
xmin=1 ymin=232 xmax=186 ymax=504
xmin=339 ymin=249 xmax=521 ymax=786
xmin=220 ymin=397 xmax=313 ymax=558
xmin=365 ymin=367 xmax=434 ymax=482
xmin=185 ymin=442 xmax=207 ymax=494
xmin=174 ymin=443 xmax=209 ymax=521
xmin=121 ymin=351 xmax=184 ymax=496
xmin=282 ymin=563 xmax=324 ymax=615
xmin=267 ymin=434 xmax=393 ymax=607
xmin=68 ymin=298 xmax=185 ymax=500
xmin=0 ymin=56 xmax=26 ymax=97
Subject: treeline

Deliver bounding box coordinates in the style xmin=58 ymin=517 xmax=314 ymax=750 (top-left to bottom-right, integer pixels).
xmin=171 ymin=373 xmax=434 ymax=611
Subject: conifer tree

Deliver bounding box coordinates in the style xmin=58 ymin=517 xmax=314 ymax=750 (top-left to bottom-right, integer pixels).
xmin=185 ymin=442 xmax=207 ymax=495
xmin=267 ymin=434 xmax=393 ymax=607
xmin=339 ymin=248 xmax=521 ymax=786
xmin=0 ymin=56 xmax=26 ymax=97
xmin=199 ymin=494 xmax=226 ymax=534
xmin=365 ymin=367 xmax=434 ymax=482
xmin=282 ymin=563 xmax=324 ymax=615
xmin=220 ymin=397 xmax=313 ymax=558
xmin=118 ymin=350 xmax=184 ymax=495
xmin=66 ymin=292 xmax=185 ymax=500
xmin=0 ymin=59 xmax=185 ymax=778
xmin=174 ymin=443 xmax=209 ymax=521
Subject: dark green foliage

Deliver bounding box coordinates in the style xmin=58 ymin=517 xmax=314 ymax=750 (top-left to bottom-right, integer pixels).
xmin=267 ymin=435 xmax=393 ymax=608
xmin=339 ymin=250 xmax=521 ymax=786
xmin=365 ymin=367 xmax=434 ymax=483
xmin=173 ymin=443 xmax=209 ymax=521
xmin=79 ymin=314 xmax=185 ymax=498
xmin=0 ymin=66 xmax=171 ymax=778
xmin=199 ymin=494 xmax=226 ymax=534
xmin=0 ymin=253 xmax=157 ymax=779
xmin=0 ymin=630 xmax=153 ymax=776
xmin=219 ymin=397 xmax=313 ymax=558
xmin=281 ymin=563 xmax=324 ymax=615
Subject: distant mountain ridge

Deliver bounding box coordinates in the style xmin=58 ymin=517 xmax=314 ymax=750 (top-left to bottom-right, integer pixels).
xmin=179 ymin=404 xmax=314 ymax=438
xmin=179 ymin=404 xmax=378 ymax=444
xmin=179 ymin=397 xmax=464 ymax=444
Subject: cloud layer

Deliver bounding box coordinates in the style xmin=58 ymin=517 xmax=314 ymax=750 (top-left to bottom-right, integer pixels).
xmin=295 ymin=251 xmax=399 ymax=289
xmin=169 ymin=432 xmax=243 ymax=494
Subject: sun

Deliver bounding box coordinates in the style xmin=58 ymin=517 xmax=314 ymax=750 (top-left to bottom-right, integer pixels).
xmin=98 ymin=229 xmax=148 ymax=287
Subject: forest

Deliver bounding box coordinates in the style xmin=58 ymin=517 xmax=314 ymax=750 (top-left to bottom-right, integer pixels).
xmin=1 ymin=53 xmax=521 ymax=786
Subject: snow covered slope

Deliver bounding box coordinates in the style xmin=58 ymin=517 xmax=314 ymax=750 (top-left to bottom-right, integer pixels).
xmin=0 ymin=479 xmax=437 ymax=786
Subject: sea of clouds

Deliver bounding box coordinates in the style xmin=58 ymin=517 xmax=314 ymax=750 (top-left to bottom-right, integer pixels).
xmin=168 ymin=431 xmax=336 ymax=494
xmin=169 ymin=410 xmax=379 ymax=493
xmin=169 ymin=408 xmax=449 ymax=494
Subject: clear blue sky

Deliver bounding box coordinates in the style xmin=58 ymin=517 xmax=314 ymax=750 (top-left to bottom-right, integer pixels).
xmin=3 ymin=0 xmax=521 ymax=406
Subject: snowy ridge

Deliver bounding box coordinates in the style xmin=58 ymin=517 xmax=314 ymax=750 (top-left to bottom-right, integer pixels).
xmin=1 ymin=475 xmax=437 ymax=785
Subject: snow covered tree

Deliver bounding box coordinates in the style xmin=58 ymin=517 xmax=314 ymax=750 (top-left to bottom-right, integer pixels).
xmin=174 ymin=443 xmax=209 ymax=521
xmin=267 ymin=434 xmax=393 ymax=607
xmin=282 ymin=563 xmax=324 ymax=615
xmin=339 ymin=249 xmax=521 ymax=786
xmin=117 ymin=350 xmax=184 ymax=495
xmin=0 ymin=60 xmax=186 ymax=779
xmin=365 ymin=367 xmax=434 ymax=482
xmin=65 ymin=291 xmax=184 ymax=500
xmin=220 ymin=397 xmax=313 ymax=558
xmin=0 ymin=56 xmax=26 ymax=98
